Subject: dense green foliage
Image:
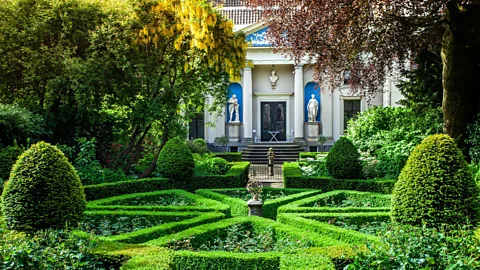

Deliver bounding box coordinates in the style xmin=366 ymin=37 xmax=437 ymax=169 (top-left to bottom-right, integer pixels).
xmin=186 ymin=138 xmax=210 ymax=155
xmin=0 ymin=229 xmax=104 ymax=269
xmin=194 ymin=154 xmax=230 ymax=175
xmin=349 ymin=225 xmax=480 ymax=269
xmin=0 ymin=104 xmax=45 ymax=147
xmin=397 ymin=49 xmax=443 ymax=114
xmin=326 ymin=137 xmax=362 ymax=179
xmin=346 ymin=106 xmax=443 ymax=178
xmin=0 ymin=145 xmax=23 ymax=180
xmin=1 ymin=142 xmax=86 ymax=231
xmin=157 ymin=137 xmax=194 ymax=182
xmin=467 ymin=112 xmax=480 ymax=163
xmin=391 ymin=134 xmax=479 ymax=226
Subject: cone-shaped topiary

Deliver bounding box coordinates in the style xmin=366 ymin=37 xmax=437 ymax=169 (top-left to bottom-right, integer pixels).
xmin=391 ymin=134 xmax=479 ymax=226
xmin=157 ymin=137 xmax=194 ymax=180
xmin=1 ymin=142 xmax=86 ymax=231
xmin=325 ymin=137 xmax=362 ymax=179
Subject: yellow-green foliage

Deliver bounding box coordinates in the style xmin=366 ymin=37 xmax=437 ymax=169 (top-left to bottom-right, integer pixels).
xmin=391 ymin=134 xmax=480 ymax=226
xmin=326 ymin=137 xmax=362 ymax=179
xmin=1 ymin=142 xmax=86 ymax=231
xmin=157 ymin=137 xmax=194 ymax=181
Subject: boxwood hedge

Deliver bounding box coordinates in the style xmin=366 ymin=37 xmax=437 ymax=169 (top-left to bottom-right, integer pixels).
xmin=196 ymin=188 xmax=322 ymax=219
xmin=283 ymin=162 xmax=396 ymax=193
xmin=87 ymin=190 xmax=230 ymax=216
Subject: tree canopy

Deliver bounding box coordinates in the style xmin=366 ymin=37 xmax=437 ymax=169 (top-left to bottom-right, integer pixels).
xmin=247 ymin=0 xmax=480 ymax=150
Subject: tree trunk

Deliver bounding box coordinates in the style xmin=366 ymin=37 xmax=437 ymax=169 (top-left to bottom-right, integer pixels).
xmin=138 ymin=123 xmax=169 ymax=179
xmin=442 ymin=3 xmax=480 ymax=153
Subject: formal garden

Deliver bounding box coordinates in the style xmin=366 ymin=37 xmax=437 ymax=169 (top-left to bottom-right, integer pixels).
xmin=1 ymin=0 xmax=480 ymax=269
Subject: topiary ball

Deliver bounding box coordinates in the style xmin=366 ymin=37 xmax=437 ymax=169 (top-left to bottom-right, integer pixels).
xmin=391 ymin=134 xmax=479 ymax=226
xmin=325 ymin=137 xmax=362 ymax=179
xmin=1 ymin=142 xmax=86 ymax=232
xmin=157 ymin=137 xmax=194 ymax=180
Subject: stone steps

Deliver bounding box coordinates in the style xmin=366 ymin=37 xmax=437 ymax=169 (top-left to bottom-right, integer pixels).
xmin=242 ymin=144 xmax=302 ymax=164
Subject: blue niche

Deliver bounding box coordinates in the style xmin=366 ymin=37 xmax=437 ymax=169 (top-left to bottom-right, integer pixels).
xmin=304 ymin=82 xmax=321 ymax=122
xmin=227 ymin=83 xmax=243 ymax=123
xmin=245 ymin=27 xmax=271 ymax=47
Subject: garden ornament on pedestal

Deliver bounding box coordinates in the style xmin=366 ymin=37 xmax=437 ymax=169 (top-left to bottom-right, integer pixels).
xmin=267 ymin=148 xmax=275 ymax=176
xmin=246 ymin=171 xmax=263 ymax=216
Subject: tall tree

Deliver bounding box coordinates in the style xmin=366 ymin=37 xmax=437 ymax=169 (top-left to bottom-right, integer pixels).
xmin=0 ymin=0 xmax=109 ymax=146
xmin=89 ymin=0 xmax=247 ymax=177
xmin=247 ymin=0 xmax=480 ymax=149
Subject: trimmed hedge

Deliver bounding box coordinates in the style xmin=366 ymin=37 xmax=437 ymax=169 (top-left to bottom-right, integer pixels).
xmin=280 ymin=252 xmax=335 ymax=270
xmin=299 ymin=152 xmax=328 ymax=159
xmin=173 ymin=251 xmax=281 ymax=270
xmin=212 ymin=152 xmax=242 ymax=162
xmin=82 ymin=211 xmax=225 ymax=244
xmin=147 ymin=216 xmax=347 ymax=247
xmin=278 ymin=190 xmax=391 ymax=214
xmin=189 ymin=162 xmax=250 ymax=191
xmin=83 ymin=178 xmax=173 ymax=201
xmin=294 ymin=212 xmax=391 ymax=226
xmin=83 ymin=162 xmax=250 ymax=201
xmin=2 ymin=142 xmax=86 ymax=231
xmin=87 ymin=189 xmax=230 ymax=216
xmin=93 ymin=241 xmax=355 ymax=270
xmin=277 ymin=213 xmax=384 ymax=245
xmin=283 ymin=162 xmax=396 ymax=193
xmin=196 ymin=188 xmax=322 ymax=219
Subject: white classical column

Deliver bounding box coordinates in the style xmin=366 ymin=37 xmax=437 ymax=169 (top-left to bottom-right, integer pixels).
xmin=243 ymin=67 xmax=253 ymax=141
xmin=294 ymin=65 xmax=304 ymax=140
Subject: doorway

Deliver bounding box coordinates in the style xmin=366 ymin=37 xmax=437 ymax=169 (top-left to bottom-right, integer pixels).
xmin=261 ymin=102 xmax=286 ymax=141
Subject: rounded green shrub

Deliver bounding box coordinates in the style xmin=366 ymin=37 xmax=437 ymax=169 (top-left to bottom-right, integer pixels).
xmin=1 ymin=142 xmax=86 ymax=231
xmin=325 ymin=137 xmax=362 ymax=179
xmin=186 ymin=138 xmax=210 ymax=155
xmin=391 ymin=134 xmax=480 ymax=226
xmin=157 ymin=137 xmax=194 ymax=180
xmin=0 ymin=146 xmax=24 ymax=180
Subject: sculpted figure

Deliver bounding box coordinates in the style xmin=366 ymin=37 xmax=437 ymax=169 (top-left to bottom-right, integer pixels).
xmin=307 ymin=94 xmax=319 ymax=122
xmin=228 ymin=94 xmax=240 ymax=122
xmin=269 ymin=70 xmax=279 ymax=87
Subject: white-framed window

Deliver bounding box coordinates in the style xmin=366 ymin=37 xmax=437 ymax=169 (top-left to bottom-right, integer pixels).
xmin=340 ymin=97 xmax=362 ymax=134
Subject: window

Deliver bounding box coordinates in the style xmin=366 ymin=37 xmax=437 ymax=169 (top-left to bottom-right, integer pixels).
xmin=189 ymin=113 xmax=205 ymax=140
xmin=343 ymin=99 xmax=361 ymax=131
xmin=343 ymin=70 xmax=351 ymax=84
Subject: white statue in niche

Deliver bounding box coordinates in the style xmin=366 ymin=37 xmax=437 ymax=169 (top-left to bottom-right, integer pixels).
xmin=228 ymin=94 xmax=240 ymax=123
xmin=269 ymin=70 xmax=278 ymax=88
xmin=307 ymin=94 xmax=319 ymax=122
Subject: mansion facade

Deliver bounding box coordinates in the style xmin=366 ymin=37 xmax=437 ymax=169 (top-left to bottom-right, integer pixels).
xmin=189 ymin=2 xmax=404 ymax=151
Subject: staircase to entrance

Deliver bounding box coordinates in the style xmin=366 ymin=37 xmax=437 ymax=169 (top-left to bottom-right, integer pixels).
xmin=241 ymin=143 xmax=302 ymax=164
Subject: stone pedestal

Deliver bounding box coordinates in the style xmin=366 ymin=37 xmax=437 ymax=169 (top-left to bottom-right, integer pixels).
xmin=247 ymin=199 xmax=263 ymax=217
xmin=227 ymin=122 xmax=241 ymax=142
xmin=305 ymin=122 xmax=322 ymax=142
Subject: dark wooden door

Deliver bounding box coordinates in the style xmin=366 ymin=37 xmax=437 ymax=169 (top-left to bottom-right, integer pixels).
xmin=261 ymin=102 xmax=286 ymax=141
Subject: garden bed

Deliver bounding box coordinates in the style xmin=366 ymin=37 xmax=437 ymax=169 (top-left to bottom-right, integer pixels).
xmin=196 ymin=188 xmax=322 ymax=218
xmin=79 ymin=211 xmax=225 ymax=244
xmin=86 ymin=190 xmax=230 ymax=216
xmin=278 ymin=190 xmax=391 ymax=214
xmin=283 ymin=162 xmax=396 ymax=193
